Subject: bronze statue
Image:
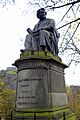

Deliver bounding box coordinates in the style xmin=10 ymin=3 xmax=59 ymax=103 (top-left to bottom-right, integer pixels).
xmin=24 ymin=8 xmax=60 ymax=56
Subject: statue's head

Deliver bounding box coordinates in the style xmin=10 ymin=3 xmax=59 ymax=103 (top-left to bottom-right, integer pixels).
xmin=37 ymin=8 xmax=47 ymax=20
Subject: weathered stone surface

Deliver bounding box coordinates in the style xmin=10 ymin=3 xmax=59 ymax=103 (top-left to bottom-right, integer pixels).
xmin=14 ymin=54 xmax=68 ymax=109
xmin=16 ymin=69 xmax=48 ymax=108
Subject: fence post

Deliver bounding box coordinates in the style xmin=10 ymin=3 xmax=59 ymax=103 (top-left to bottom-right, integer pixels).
xmin=34 ymin=113 xmax=36 ymax=120
xmin=63 ymin=112 xmax=65 ymax=120
xmin=22 ymin=116 xmax=24 ymax=120
xmin=11 ymin=111 xmax=13 ymax=120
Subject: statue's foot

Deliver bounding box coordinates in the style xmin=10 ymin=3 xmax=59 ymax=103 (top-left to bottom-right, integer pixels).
xmin=40 ymin=45 xmax=45 ymax=51
xmin=20 ymin=49 xmax=25 ymax=52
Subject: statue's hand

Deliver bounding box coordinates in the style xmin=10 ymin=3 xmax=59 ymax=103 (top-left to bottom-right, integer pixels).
xmin=58 ymin=33 xmax=60 ymax=38
xmin=27 ymin=28 xmax=33 ymax=34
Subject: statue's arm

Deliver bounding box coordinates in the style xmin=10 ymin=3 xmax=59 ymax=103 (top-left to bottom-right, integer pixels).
xmin=51 ymin=20 xmax=60 ymax=38
xmin=27 ymin=28 xmax=40 ymax=34
xmin=33 ymin=21 xmax=54 ymax=33
xmin=27 ymin=28 xmax=33 ymax=34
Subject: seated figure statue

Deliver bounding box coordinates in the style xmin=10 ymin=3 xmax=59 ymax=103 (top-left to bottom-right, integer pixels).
xmin=24 ymin=8 xmax=60 ymax=56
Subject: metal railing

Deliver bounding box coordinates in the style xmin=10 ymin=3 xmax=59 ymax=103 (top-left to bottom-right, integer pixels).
xmin=7 ymin=111 xmax=66 ymax=120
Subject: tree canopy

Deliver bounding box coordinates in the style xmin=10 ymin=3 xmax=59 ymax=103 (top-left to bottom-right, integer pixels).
xmin=0 ymin=79 xmax=15 ymax=118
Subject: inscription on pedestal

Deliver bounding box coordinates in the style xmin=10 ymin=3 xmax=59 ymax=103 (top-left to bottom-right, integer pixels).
xmin=15 ymin=59 xmax=68 ymax=109
xmin=16 ymin=69 xmax=48 ymax=109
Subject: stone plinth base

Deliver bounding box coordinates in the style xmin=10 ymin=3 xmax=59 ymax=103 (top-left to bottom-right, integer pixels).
xmin=14 ymin=51 xmax=68 ymax=109
xmin=13 ymin=106 xmax=76 ymax=120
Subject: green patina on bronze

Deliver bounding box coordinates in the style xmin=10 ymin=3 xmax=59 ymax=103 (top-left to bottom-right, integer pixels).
xmin=20 ymin=51 xmax=61 ymax=61
xmin=14 ymin=50 xmax=67 ymax=68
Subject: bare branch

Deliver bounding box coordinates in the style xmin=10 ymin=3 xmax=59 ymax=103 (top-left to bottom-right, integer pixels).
xmin=51 ymin=0 xmax=80 ymax=10
xmin=59 ymin=24 xmax=71 ymax=50
xmin=50 ymin=0 xmax=55 ymax=6
xmin=59 ymin=22 xmax=80 ymax=55
xmin=71 ymin=42 xmax=80 ymax=55
xmin=28 ymin=1 xmax=41 ymax=8
xmin=69 ymin=22 xmax=80 ymax=42
xmin=76 ymin=4 xmax=80 ymax=13
xmin=71 ymin=7 xmax=76 ymax=19
xmin=57 ymin=18 xmax=80 ymax=29
xmin=0 ymin=0 xmax=15 ymax=7
xmin=57 ymin=4 xmax=74 ymax=25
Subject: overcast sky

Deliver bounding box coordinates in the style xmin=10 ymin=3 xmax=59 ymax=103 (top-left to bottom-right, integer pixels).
xmin=0 ymin=1 xmax=80 ymax=86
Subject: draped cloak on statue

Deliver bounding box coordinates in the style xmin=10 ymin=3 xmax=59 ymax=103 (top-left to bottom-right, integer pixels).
xmin=24 ymin=18 xmax=60 ymax=55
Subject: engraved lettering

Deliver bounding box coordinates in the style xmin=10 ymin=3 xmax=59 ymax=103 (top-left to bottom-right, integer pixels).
xmin=17 ymin=102 xmax=37 ymax=105
xmin=31 ymin=78 xmax=42 ymax=81
xmin=21 ymin=91 xmax=29 ymax=93
xmin=21 ymin=84 xmax=29 ymax=87
xmin=18 ymin=79 xmax=29 ymax=82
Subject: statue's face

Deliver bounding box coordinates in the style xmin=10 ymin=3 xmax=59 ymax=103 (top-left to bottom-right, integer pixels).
xmin=38 ymin=10 xmax=46 ymax=20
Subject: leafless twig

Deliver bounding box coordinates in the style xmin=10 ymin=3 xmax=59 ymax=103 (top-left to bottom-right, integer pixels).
xmin=57 ymin=18 xmax=80 ymax=29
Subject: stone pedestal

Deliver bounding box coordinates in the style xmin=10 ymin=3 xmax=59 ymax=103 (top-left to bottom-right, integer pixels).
xmin=14 ymin=51 xmax=68 ymax=109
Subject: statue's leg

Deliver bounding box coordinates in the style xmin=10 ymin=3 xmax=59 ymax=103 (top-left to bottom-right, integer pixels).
xmin=24 ymin=34 xmax=32 ymax=50
xmin=32 ymin=34 xmax=39 ymax=50
xmin=39 ymin=30 xmax=48 ymax=46
xmin=39 ymin=30 xmax=54 ymax=52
